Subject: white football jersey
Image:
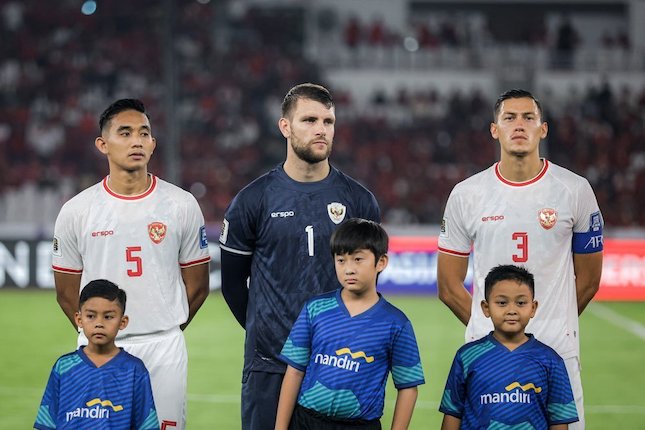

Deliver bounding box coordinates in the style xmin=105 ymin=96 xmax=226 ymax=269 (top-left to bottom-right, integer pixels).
xmin=52 ymin=175 xmax=210 ymax=339
xmin=439 ymin=160 xmax=603 ymax=359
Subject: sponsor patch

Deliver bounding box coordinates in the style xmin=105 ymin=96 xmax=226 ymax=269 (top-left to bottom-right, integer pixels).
xmin=52 ymin=236 xmax=62 ymax=257
xmin=327 ymin=202 xmax=346 ymax=225
xmin=439 ymin=218 xmax=448 ymax=238
xmin=148 ymin=222 xmax=167 ymax=244
xmin=219 ymin=219 xmax=229 ymax=244
xmin=590 ymin=211 xmax=602 ymax=232
xmin=538 ymin=208 xmax=557 ymax=230
xmin=199 ymin=225 xmax=208 ymax=249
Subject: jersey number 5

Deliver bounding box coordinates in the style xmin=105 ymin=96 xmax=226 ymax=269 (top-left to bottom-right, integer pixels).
xmin=126 ymin=246 xmax=143 ymax=277
xmin=512 ymin=232 xmax=528 ymax=263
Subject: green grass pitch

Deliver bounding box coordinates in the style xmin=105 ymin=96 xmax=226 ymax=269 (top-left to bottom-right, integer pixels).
xmin=1 ymin=290 xmax=644 ymax=428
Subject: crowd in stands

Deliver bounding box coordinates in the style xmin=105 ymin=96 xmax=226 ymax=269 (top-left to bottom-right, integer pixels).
xmin=0 ymin=1 xmax=642 ymax=230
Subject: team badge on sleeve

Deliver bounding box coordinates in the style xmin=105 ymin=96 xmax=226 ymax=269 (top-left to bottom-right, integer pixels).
xmin=52 ymin=236 xmax=62 ymax=257
xmin=327 ymin=202 xmax=346 ymax=224
xmin=219 ymin=219 xmax=229 ymax=244
xmin=538 ymin=208 xmax=557 ymax=230
xmin=148 ymin=222 xmax=167 ymax=244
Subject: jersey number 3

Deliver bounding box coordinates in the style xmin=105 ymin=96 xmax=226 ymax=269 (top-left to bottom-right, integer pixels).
xmin=512 ymin=232 xmax=528 ymax=263
xmin=126 ymin=246 xmax=143 ymax=276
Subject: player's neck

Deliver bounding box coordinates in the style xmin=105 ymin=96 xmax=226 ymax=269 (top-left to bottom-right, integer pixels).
xmin=283 ymin=158 xmax=330 ymax=183
xmin=492 ymin=331 xmax=529 ymax=351
xmin=83 ymin=344 xmax=121 ymax=367
xmin=498 ymin=155 xmax=544 ymax=183
xmin=341 ymin=288 xmax=379 ymax=317
xmin=107 ymin=170 xmax=152 ymax=196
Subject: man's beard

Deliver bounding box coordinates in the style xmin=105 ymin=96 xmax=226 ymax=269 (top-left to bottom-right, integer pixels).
xmin=291 ymin=138 xmax=332 ymax=164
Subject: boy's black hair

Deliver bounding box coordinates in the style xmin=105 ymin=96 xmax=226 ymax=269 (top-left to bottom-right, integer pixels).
xmin=79 ymin=279 xmax=127 ymax=313
xmin=281 ymin=83 xmax=334 ymax=119
xmin=484 ymin=265 xmax=535 ymax=301
xmin=330 ymin=218 xmax=388 ymax=263
xmin=98 ymin=98 xmax=148 ymax=132
xmin=493 ymin=89 xmax=544 ymax=121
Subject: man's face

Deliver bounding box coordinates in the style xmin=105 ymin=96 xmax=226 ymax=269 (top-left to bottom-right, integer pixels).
xmin=281 ymin=98 xmax=335 ymax=164
xmin=95 ymin=109 xmax=156 ymax=173
xmin=490 ymin=97 xmax=547 ymax=159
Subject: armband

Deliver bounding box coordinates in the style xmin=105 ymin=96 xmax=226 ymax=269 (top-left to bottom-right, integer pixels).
xmin=572 ymin=229 xmax=603 ymax=254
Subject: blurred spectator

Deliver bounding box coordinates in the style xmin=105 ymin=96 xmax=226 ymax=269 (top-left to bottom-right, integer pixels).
xmin=0 ymin=1 xmax=642 ymax=230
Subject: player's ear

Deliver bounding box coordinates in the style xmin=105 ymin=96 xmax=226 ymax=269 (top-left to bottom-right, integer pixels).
xmin=376 ymin=254 xmax=388 ymax=273
xmin=75 ymin=311 xmax=83 ymax=328
xmin=95 ymin=136 xmax=108 ymax=155
xmin=530 ymin=300 xmax=538 ymax=318
xmin=490 ymin=122 xmax=499 ymax=140
xmin=481 ymin=300 xmax=490 ymax=317
xmin=278 ymin=117 xmax=290 ymax=139
xmin=540 ymin=121 xmax=548 ymax=139
xmin=119 ymin=315 xmax=129 ymax=330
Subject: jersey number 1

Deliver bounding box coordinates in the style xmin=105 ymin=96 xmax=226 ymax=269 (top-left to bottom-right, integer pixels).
xmin=126 ymin=246 xmax=143 ymax=277
xmin=305 ymin=225 xmax=314 ymax=257
xmin=512 ymin=232 xmax=528 ymax=263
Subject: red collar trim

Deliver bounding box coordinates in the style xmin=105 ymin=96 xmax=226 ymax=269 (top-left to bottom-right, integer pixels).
xmin=102 ymin=174 xmax=157 ymax=200
xmin=495 ymin=160 xmax=549 ymax=187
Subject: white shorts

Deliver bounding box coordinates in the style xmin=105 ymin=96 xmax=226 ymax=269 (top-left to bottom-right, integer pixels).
xmin=564 ymin=356 xmax=585 ymax=430
xmin=79 ymin=327 xmax=188 ymax=430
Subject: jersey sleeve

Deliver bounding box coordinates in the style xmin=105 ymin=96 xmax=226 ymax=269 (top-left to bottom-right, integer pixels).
xmin=438 ymin=186 xmax=472 ymax=257
xmin=390 ymin=321 xmax=425 ymax=389
xmin=439 ymin=351 xmax=466 ymax=418
xmin=546 ymin=356 xmax=579 ymax=425
xmin=133 ymin=362 xmax=160 ymax=430
xmin=571 ymin=179 xmax=603 ymax=254
xmin=51 ymin=203 xmax=83 ymax=273
xmin=219 ymin=187 xmax=259 ymax=256
xmin=278 ymin=303 xmax=312 ymax=372
xmin=178 ymin=194 xmax=210 ymax=267
xmin=34 ymin=363 xmax=60 ymax=430
xmin=361 ymin=191 xmax=381 ymax=223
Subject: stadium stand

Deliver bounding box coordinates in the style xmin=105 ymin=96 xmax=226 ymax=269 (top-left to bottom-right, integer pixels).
xmin=0 ymin=0 xmax=643 ymax=230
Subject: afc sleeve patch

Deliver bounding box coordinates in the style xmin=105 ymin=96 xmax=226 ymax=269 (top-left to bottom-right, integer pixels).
xmin=199 ymin=225 xmax=208 ymax=249
xmin=52 ymin=236 xmax=62 ymax=257
xmin=439 ymin=218 xmax=449 ymax=239
xmin=219 ymin=219 xmax=229 ymax=244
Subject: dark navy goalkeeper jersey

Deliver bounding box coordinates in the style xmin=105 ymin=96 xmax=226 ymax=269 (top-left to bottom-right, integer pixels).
xmin=34 ymin=347 xmax=159 ymax=430
xmin=440 ymin=333 xmax=578 ymax=429
xmin=219 ymin=164 xmax=380 ymax=374
xmin=279 ymin=289 xmax=425 ymax=421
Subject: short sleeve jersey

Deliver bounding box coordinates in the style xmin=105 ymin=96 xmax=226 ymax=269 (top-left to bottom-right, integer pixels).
xmin=52 ymin=176 xmax=210 ymax=338
xmin=279 ymin=289 xmax=425 ymax=421
xmin=440 ymin=333 xmax=578 ymax=429
xmin=438 ymin=161 xmax=603 ymax=358
xmin=219 ymin=165 xmax=380 ymax=374
xmin=34 ymin=347 xmax=159 ymax=430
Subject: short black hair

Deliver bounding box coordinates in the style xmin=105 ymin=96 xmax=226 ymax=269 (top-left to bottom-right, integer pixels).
xmin=281 ymin=83 xmax=334 ymax=119
xmin=98 ymin=98 xmax=148 ymax=132
xmin=493 ymin=89 xmax=544 ymax=122
xmin=330 ymin=218 xmax=388 ymax=263
xmin=484 ymin=265 xmax=535 ymax=301
xmin=79 ymin=279 xmax=127 ymax=313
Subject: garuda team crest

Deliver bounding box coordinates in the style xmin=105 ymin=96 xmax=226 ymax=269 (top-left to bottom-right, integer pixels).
xmin=327 ymin=202 xmax=346 ymax=225
xmin=538 ymin=208 xmax=557 ymax=230
xmin=148 ymin=222 xmax=167 ymax=244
